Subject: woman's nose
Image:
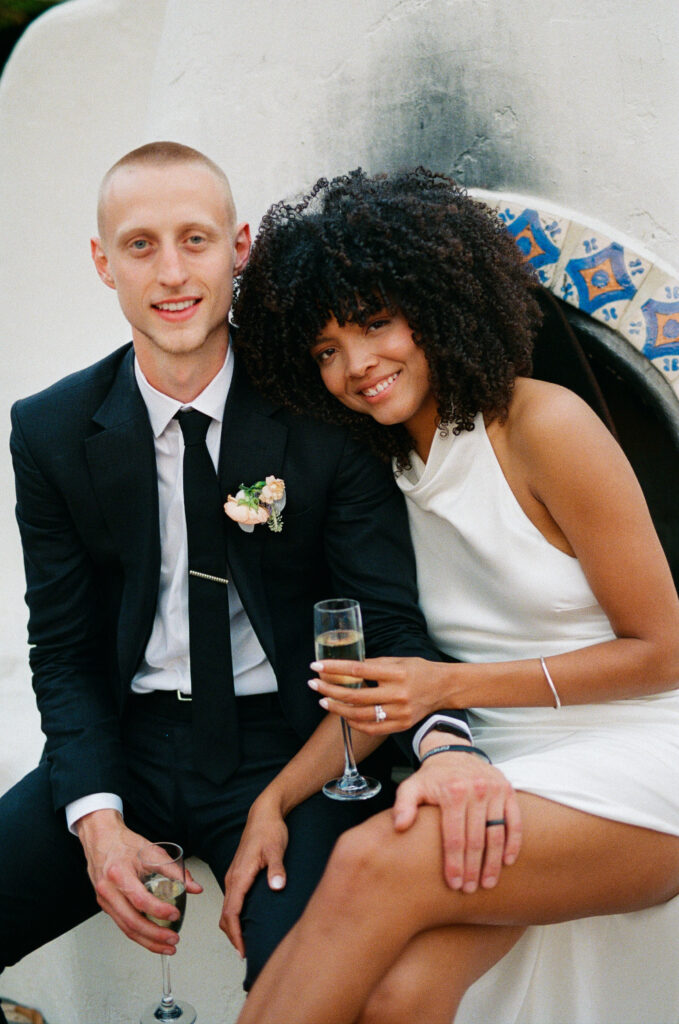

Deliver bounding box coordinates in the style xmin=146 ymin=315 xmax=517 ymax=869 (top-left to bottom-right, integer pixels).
xmin=346 ymin=343 xmax=378 ymax=378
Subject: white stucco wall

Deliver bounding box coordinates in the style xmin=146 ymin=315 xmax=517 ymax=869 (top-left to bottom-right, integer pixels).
xmin=0 ymin=1 xmax=677 ymax=1020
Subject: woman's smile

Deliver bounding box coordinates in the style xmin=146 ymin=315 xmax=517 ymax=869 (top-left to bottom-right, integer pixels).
xmin=358 ymin=370 xmax=401 ymax=399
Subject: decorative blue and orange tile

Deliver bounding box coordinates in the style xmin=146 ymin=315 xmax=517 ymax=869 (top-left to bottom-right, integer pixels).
xmin=470 ymin=191 xmax=570 ymax=288
xmin=497 ymin=204 xmax=569 ymax=288
xmin=620 ymin=267 xmax=679 ymax=389
xmin=553 ymin=224 xmax=652 ymax=327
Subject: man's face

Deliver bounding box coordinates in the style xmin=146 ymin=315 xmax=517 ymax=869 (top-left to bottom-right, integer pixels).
xmin=91 ymin=161 xmax=250 ymax=376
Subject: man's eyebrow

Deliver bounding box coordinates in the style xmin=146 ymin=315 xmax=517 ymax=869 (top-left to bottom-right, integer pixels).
xmin=178 ymin=221 xmax=220 ymax=234
xmin=114 ymin=220 xmax=220 ymax=243
xmin=113 ymin=224 xmax=154 ymax=244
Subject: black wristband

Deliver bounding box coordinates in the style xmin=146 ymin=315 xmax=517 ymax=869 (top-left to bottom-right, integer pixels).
xmin=421 ymin=720 xmax=469 ymax=741
xmin=420 ymin=743 xmax=492 ymax=765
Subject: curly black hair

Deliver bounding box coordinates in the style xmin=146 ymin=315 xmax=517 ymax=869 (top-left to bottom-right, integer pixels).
xmin=233 ymin=167 xmax=541 ymax=466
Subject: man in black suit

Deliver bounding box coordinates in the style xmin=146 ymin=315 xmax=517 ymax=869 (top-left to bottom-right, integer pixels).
xmin=0 ymin=143 xmax=514 ymax=1014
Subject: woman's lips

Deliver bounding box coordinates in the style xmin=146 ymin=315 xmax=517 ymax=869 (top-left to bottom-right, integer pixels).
xmin=360 ymin=371 xmax=400 ymax=399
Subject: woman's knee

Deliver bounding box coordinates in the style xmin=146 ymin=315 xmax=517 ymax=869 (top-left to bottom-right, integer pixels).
xmin=326 ymin=814 xmax=403 ymax=895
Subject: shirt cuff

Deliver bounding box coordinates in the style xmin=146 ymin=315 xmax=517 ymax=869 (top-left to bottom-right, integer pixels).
xmin=412 ymin=714 xmax=473 ymax=761
xmin=66 ymin=793 xmax=124 ymax=835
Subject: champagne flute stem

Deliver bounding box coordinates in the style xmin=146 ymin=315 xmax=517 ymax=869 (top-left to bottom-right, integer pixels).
xmin=340 ymin=718 xmax=361 ymax=781
xmin=160 ymin=953 xmax=177 ymax=1015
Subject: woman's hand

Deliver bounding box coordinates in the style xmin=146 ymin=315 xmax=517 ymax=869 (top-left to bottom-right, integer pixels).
xmin=393 ymin=747 xmax=522 ymax=891
xmin=309 ymin=656 xmax=450 ymax=733
xmin=220 ymin=794 xmax=289 ymax=958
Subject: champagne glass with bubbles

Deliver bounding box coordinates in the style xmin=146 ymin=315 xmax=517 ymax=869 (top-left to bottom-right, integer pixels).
xmin=314 ymin=598 xmax=381 ymax=800
xmin=138 ymin=841 xmax=196 ymax=1024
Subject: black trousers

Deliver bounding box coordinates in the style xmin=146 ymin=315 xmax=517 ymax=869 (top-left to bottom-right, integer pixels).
xmin=0 ymin=693 xmax=393 ymax=991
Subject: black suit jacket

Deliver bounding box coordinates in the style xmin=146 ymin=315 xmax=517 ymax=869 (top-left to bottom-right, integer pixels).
xmin=10 ymin=344 xmax=467 ymax=812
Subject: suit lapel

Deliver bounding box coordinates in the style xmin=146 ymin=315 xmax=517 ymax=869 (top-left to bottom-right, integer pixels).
xmin=85 ymin=349 xmax=160 ymax=683
xmin=219 ymin=358 xmax=287 ymax=664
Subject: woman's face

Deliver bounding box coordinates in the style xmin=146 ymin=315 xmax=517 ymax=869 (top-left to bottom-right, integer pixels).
xmin=310 ymin=310 xmax=437 ymax=443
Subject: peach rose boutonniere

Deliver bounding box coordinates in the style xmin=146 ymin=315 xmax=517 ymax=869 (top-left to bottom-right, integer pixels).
xmin=224 ymin=476 xmax=286 ymax=534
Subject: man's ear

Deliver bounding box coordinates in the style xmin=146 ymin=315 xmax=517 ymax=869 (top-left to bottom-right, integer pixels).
xmin=90 ymin=237 xmax=116 ymax=290
xmin=233 ymin=222 xmax=252 ymax=276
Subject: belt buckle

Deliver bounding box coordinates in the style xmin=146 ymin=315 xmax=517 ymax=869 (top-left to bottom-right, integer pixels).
xmin=177 ymin=690 xmax=192 ymax=702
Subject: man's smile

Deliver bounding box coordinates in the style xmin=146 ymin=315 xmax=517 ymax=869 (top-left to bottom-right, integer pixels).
xmin=151 ymin=297 xmax=202 ymax=321
xmin=153 ymin=299 xmax=200 ymax=312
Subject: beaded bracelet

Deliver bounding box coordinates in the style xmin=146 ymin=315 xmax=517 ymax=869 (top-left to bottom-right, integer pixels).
xmin=420 ymin=744 xmax=492 ymax=765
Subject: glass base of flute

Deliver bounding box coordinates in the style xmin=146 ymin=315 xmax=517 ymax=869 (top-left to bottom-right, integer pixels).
xmin=138 ymin=842 xmax=197 ymax=1024
xmin=140 ymin=982 xmax=196 ymax=1023
xmin=322 ymin=715 xmax=382 ymax=800
xmin=314 ymin=598 xmax=382 ymax=802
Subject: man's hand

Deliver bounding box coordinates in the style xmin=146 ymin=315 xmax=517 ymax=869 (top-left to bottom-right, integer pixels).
xmin=76 ymin=809 xmax=202 ymax=954
xmin=220 ymin=794 xmax=289 ymax=958
xmin=392 ymin=749 xmax=522 ymax=892
xmin=310 ymin=656 xmax=448 ymax=734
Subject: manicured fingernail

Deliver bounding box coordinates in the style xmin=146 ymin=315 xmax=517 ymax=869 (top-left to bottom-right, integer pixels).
xmin=450 ymin=876 xmax=462 ymax=889
xmin=482 ymin=875 xmax=497 ymax=889
xmin=463 ymin=881 xmax=478 ymax=893
xmin=319 ymin=698 xmax=329 ymax=709
xmin=270 ymin=875 xmax=285 ymax=890
xmin=307 ymin=678 xmax=319 ymax=690
xmin=310 ymin=661 xmax=323 ymax=671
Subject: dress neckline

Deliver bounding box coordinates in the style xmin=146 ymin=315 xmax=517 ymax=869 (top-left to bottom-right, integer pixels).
xmin=397 ymin=414 xmax=483 ymax=492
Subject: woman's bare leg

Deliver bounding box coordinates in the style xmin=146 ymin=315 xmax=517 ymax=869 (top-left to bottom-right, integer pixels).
xmin=237 ymin=793 xmax=679 ymax=1024
xmin=356 ymin=923 xmax=526 ymax=1024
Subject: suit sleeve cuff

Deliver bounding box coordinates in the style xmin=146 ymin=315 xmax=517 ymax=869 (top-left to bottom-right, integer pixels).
xmin=66 ymin=793 xmax=124 ymax=835
xmin=412 ymin=715 xmax=472 ymax=761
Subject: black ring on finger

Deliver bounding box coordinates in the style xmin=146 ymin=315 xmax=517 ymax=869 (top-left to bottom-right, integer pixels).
xmin=485 ymin=818 xmax=506 ymax=827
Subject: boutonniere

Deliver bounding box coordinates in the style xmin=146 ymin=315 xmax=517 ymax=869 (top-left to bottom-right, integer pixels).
xmin=224 ymin=476 xmax=286 ymax=534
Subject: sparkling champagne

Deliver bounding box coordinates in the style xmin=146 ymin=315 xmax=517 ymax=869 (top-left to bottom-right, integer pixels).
xmin=143 ymin=873 xmax=187 ymax=933
xmin=314 ymin=628 xmax=365 ymax=687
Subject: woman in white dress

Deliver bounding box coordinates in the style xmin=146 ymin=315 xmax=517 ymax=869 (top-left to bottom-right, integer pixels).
xmin=230 ymin=169 xmax=679 ymax=1023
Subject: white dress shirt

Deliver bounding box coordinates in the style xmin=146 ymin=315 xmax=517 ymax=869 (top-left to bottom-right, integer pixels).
xmin=67 ymin=345 xmax=276 ymax=830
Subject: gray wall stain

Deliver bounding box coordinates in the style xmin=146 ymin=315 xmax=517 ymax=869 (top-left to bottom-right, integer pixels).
xmin=315 ymin=19 xmax=547 ymax=192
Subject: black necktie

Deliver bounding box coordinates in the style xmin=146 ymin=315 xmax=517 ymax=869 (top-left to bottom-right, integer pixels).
xmin=176 ymin=409 xmax=239 ymax=783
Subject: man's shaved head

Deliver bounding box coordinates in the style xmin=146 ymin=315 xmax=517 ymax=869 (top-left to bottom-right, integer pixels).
xmin=97 ymin=141 xmax=237 ymax=240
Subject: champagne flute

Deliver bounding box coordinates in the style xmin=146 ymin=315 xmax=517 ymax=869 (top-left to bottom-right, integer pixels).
xmin=137 ymin=842 xmax=196 ymax=1024
xmin=314 ymin=598 xmax=382 ymax=800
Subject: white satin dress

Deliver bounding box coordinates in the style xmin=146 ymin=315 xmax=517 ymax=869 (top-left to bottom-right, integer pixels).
xmin=395 ymin=414 xmax=679 ymax=1024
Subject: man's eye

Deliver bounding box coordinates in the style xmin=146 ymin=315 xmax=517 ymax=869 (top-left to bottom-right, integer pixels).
xmin=188 ymin=235 xmax=206 ymax=245
xmin=131 ymin=239 xmax=148 ymax=251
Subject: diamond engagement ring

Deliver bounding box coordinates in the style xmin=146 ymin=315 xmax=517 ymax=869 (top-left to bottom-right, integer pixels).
xmin=375 ymin=704 xmax=387 ymax=723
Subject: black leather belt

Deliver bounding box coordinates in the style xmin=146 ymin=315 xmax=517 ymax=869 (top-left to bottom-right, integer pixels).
xmin=128 ymin=689 xmax=280 ymax=722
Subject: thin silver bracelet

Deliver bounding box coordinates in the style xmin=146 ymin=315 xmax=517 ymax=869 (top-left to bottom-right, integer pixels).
xmin=540 ymin=656 xmax=561 ymax=709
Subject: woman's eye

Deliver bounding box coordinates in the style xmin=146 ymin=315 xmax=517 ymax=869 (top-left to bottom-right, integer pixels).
xmin=367 ymin=318 xmax=389 ymax=332
xmin=314 ymin=347 xmax=335 ymax=365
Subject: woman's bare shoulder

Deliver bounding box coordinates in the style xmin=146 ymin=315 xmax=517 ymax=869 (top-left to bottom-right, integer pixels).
xmin=508 ymin=377 xmax=610 ymax=451
xmin=504 ymin=377 xmax=629 ymax=501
